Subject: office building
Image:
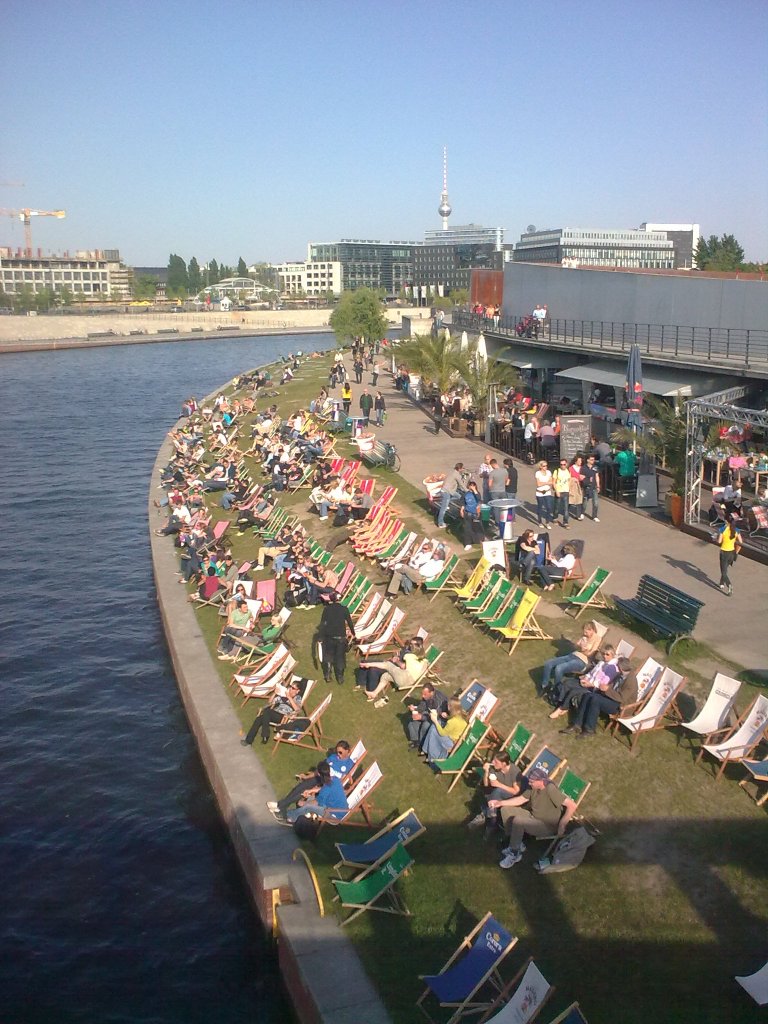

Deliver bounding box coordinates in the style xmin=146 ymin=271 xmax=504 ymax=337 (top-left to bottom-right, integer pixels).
xmin=424 ymin=223 xmax=504 ymax=248
xmin=0 ymin=247 xmax=132 ymax=298
xmin=411 ymin=242 xmax=510 ymax=298
xmin=307 ymin=240 xmax=415 ymax=295
xmin=638 ymin=223 xmax=701 ymax=269
xmin=513 ymin=227 xmax=675 ymax=269
xmin=274 ymin=260 xmax=342 ymax=297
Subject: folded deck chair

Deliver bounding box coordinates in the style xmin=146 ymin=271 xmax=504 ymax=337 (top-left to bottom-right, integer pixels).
xmin=478 ymin=958 xmax=555 ymax=1024
xmin=681 ymin=673 xmax=741 ymax=750
xmin=332 ymin=842 xmax=413 ymax=926
xmin=333 ymin=807 xmax=425 ymax=877
xmin=736 ymin=960 xmax=768 ymax=1006
xmin=697 ymin=693 xmax=768 ymax=780
xmin=417 ymin=911 xmax=518 ymax=1024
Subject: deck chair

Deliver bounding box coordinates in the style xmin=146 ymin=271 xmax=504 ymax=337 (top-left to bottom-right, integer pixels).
xmin=397 ymin=645 xmax=444 ymax=700
xmin=417 ymin=911 xmax=518 ymax=1024
xmin=739 ymin=758 xmax=768 ymax=806
xmin=614 ymin=638 xmax=635 ymax=659
xmin=501 ymin=722 xmax=536 ymax=767
xmin=748 ymin=504 xmax=768 ymax=538
xmin=433 ymin=719 xmax=491 ymax=792
xmin=492 ymin=591 xmax=553 ymax=656
xmin=607 ymin=656 xmax=664 ymax=732
xmin=317 ymin=760 xmax=384 ymax=829
xmin=353 ymin=591 xmax=384 ymax=631
xmin=237 ymin=607 xmax=291 ymax=665
xmin=482 ymin=587 xmax=525 ymax=635
xmin=460 ymin=572 xmax=504 ymax=615
xmin=357 ymin=607 xmax=406 ymax=656
xmin=473 ymin=579 xmax=516 ymax=626
xmin=354 ymin=598 xmax=391 ymax=641
xmin=453 ymin=557 xmax=491 ymax=602
xmin=255 ymin=577 xmax=277 ymax=613
xmin=556 ymin=767 xmax=591 ymax=815
xmin=563 ymin=567 xmax=611 ymax=618
xmin=380 ymin=530 xmax=417 ymax=570
xmin=545 ymin=1004 xmax=589 ymax=1024
xmin=523 ymin=744 xmax=566 ymax=781
xmin=425 ymin=555 xmax=462 ymax=602
xmin=696 ymin=693 xmax=768 ymax=780
xmin=736 ymin=961 xmax=768 ymax=1006
xmin=680 ymin=673 xmax=742 ymax=751
xmin=332 ymin=842 xmax=413 ymax=926
xmin=232 ymin=643 xmax=291 ymax=694
xmin=271 ymin=691 xmax=332 ymax=754
xmin=614 ymin=667 xmax=686 ymax=751
xmin=333 ymin=807 xmax=426 ymax=877
xmin=478 ymin=958 xmax=555 ymax=1024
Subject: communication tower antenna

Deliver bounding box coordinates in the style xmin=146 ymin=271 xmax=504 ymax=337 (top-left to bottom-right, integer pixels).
xmin=438 ymin=146 xmax=452 ymax=231
xmin=527 ymin=224 xmax=536 ymax=233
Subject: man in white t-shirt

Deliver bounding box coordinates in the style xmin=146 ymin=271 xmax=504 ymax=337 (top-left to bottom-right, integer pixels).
xmin=388 ymin=543 xmax=446 ymax=595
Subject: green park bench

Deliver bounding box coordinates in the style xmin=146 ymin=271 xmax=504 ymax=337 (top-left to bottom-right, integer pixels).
xmin=614 ymin=574 xmax=704 ymax=653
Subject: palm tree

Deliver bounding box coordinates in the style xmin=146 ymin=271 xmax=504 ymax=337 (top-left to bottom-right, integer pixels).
xmin=458 ymin=342 xmax=521 ymax=417
xmin=610 ymin=396 xmax=687 ymax=493
xmin=395 ymin=333 xmax=465 ymax=394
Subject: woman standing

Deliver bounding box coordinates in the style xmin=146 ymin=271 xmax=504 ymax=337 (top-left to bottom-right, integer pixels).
xmin=374 ymin=391 xmax=386 ymax=426
xmin=716 ymin=517 xmax=742 ymax=596
xmin=569 ymin=455 xmax=586 ymax=521
xmin=341 ymin=381 xmax=352 ymax=416
xmin=459 ymin=480 xmax=485 ymax=550
xmin=534 ymin=461 xmax=554 ymax=529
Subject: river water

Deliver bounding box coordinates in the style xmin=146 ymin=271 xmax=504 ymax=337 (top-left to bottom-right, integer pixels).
xmin=0 ymin=333 xmax=330 ymax=1024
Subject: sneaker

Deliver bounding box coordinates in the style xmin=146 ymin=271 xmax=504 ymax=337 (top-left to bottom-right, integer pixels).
xmin=500 ymin=842 xmax=526 ymax=857
xmin=593 ymin=517 xmax=600 ymax=523
xmin=578 ymin=514 xmax=584 ymax=520
xmin=466 ymin=813 xmax=487 ymax=829
xmin=464 ymin=545 xmax=472 ymax=551
xmin=373 ymin=696 xmax=389 ymax=708
xmin=319 ymin=516 xmax=328 ymax=521
xmin=559 ymin=725 xmax=581 ymax=735
xmin=499 ymin=850 xmax=523 ymax=869
xmin=266 ymin=801 xmax=279 ymax=811
xmin=576 ymin=729 xmax=595 ymax=740
xmin=545 ymin=522 xmax=552 ymax=530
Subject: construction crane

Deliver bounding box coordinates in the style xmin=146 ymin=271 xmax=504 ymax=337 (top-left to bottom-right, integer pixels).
xmin=0 ymin=207 xmax=66 ymax=252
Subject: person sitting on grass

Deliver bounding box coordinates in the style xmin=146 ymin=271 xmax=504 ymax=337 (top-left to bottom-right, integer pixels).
xmin=494 ymin=767 xmax=577 ymax=869
xmin=466 ymin=751 xmax=523 ymax=833
xmin=559 ymin=656 xmax=635 ymax=739
xmin=282 ymin=760 xmax=349 ymax=825
xmin=266 ymin=740 xmax=355 ymax=822
xmin=420 ymin=699 xmax=467 ymax=766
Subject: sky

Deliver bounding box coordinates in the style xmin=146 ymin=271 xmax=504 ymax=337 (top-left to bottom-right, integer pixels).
xmin=1 ymin=0 xmax=766 ymax=265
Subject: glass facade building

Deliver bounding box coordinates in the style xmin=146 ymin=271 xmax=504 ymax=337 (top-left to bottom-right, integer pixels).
xmin=513 ymin=227 xmax=676 ymax=269
xmin=307 ymin=240 xmax=415 ymax=295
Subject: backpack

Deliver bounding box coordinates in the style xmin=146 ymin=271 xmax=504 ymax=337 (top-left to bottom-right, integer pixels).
xmin=534 ymin=826 xmax=595 ymax=874
xmin=293 ymin=811 xmax=322 ymax=841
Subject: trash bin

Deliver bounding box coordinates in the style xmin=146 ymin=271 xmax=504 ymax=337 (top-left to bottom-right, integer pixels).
xmin=489 ymin=499 xmax=519 ymax=541
xmin=479 ymin=504 xmax=492 ymax=525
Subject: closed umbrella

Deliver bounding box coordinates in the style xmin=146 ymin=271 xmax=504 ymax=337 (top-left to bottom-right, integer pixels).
xmin=461 ymin=330 xmax=469 ymax=350
xmin=625 ymin=343 xmax=643 ymax=426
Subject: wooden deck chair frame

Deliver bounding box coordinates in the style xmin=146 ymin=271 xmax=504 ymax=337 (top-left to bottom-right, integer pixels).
xmin=614 ymin=667 xmax=687 ymax=752
xmin=435 ymin=720 xmax=491 ymax=792
xmin=230 ymin=642 xmax=290 ymax=691
xmin=738 ymin=758 xmax=768 ymax=806
xmin=680 ymin=672 xmax=741 ymax=751
xmin=607 ymin=656 xmax=664 ymax=734
xmin=416 ymin=910 xmax=518 ymax=1024
xmin=426 ymin=554 xmax=462 ymax=602
xmin=696 ymin=693 xmax=768 ymax=780
xmin=353 ymin=591 xmax=384 ymax=631
xmin=493 ymin=591 xmax=553 ymax=656
xmin=316 ymin=760 xmax=384 ymax=829
xmin=333 ymin=807 xmax=426 ymax=877
xmin=564 ymin=567 xmax=611 ymax=619
xmin=357 ymin=607 xmax=407 ymax=656
xmin=271 ymin=691 xmax=333 ymax=755
xmin=545 ymin=1003 xmax=589 ymax=1024
xmin=332 ymin=842 xmax=413 ymax=927
xmin=477 ymin=957 xmax=555 ymax=1024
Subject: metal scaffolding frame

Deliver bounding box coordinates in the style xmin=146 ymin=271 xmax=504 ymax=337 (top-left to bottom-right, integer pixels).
xmin=685 ymin=386 xmax=768 ymax=524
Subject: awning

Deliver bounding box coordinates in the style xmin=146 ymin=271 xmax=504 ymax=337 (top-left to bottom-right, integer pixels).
xmin=492 ymin=344 xmax=568 ymax=370
xmin=555 ymin=361 xmax=730 ymax=398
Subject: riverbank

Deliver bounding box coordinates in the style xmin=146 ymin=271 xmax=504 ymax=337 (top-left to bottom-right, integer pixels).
xmin=0 ymin=305 xmax=426 ymax=352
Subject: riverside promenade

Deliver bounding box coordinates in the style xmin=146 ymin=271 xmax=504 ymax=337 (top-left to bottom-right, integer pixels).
xmin=344 ymin=359 xmax=767 ymax=675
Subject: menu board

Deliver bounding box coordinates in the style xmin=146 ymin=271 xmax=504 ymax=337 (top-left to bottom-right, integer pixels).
xmin=559 ymin=415 xmax=592 ymax=464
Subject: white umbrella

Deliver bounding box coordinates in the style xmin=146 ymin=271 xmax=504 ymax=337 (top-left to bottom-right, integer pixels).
xmin=476 ymin=333 xmax=487 ymax=362
xmin=461 ymin=330 xmax=469 ymax=350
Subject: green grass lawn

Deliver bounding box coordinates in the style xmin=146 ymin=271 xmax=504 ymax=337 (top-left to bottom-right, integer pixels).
xmin=180 ymin=352 xmax=767 ymax=1024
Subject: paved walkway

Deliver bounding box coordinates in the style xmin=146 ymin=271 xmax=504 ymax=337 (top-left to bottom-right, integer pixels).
xmin=340 ymin=356 xmax=767 ymax=674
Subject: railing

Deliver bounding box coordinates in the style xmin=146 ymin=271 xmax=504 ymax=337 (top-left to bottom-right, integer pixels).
xmin=453 ymin=311 xmax=768 ymax=371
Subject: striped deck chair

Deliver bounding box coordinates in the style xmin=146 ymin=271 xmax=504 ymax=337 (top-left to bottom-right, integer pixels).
xmin=357 ymin=476 xmax=376 ymax=499
xmin=434 ymin=719 xmax=491 ymax=792
xmin=340 ymin=460 xmax=361 ymax=486
xmin=355 ymin=516 xmax=401 ymax=557
xmin=333 ymin=842 xmax=413 ymax=926
xmin=478 ymin=958 xmax=555 ymax=1024
xmin=333 ymin=807 xmax=425 ymax=878
xmin=348 ymin=503 xmax=389 ymax=543
xmin=357 ymin=607 xmax=407 ymax=656
xmin=354 ymin=598 xmax=390 ymax=640
xmin=425 ymin=555 xmax=462 ymax=602
xmin=417 ymin=911 xmax=518 ymax=1024
xmin=452 ymin=557 xmax=491 ymax=601
xmin=271 ymin=691 xmax=333 ymax=755
xmin=317 ymin=760 xmax=384 ymax=829
xmin=564 ymin=567 xmax=612 ymax=619
xmin=369 ymin=524 xmax=408 ymax=563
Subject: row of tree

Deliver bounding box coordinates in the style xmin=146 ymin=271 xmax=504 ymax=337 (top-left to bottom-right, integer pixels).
xmin=165 ymin=254 xmax=254 ymax=298
xmin=694 ymin=234 xmax=764 ymax=272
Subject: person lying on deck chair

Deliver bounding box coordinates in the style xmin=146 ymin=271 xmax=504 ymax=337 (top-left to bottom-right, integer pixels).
xmin=357 ymin=637 xmax=427 ymax=705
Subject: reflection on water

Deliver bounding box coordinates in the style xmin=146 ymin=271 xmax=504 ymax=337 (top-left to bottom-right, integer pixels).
xmin=0 ymin=334 xmax=327 ymax=1023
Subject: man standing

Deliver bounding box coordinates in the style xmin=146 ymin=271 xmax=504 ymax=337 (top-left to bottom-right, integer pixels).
xmin=488 ymin=458 xmax=508 ymax=523
xmin=492 ymin=767 xmax=577 ymax=868
xmin=436 ymin=462 xmax=467 ymax=528
xmin=406 ymin=682 xmax=449 ymax=750
xmin=432 ymin=393 xmax=444 ymax=435
xmin=359 ymin=388 xmax=373 ymax=426
xmin=582 ymin=454 xmax=601 ymax=522
xmin=372 ymin=360 xmax=384 ymax=387
xmin=317 ymin=592 xmax=355 ymax=685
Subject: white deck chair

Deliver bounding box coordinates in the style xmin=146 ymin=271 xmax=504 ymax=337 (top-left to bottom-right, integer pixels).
xmin=357 ymin=607 xmax=406 ymax=656
xmin=614 ymin=639 xmax=636 ymax=659
xmin=615 ymin=667 xmax=686 ymax=751
xmin=736 ymin=960 xmax=768 ymax=1006
xmin=479 ymin=958 xmax=554 ymax=1024
xmin=318 ymin=760 xmax=383 ymax=829
xmin=698 ymin=693 xmax=768 ymax=781
xmin=681 ymin=673 xmax=741 ymax=748
xmin=354 ymin=599 xmax=391 ymax=641
xmin=380 ymin=530 xmax=417 ymax=570
xmin=353 ymin=591 xmax=384 ymax=632
xmin=231 ymin=643 xmax=289 ymax=691
xmin=237 ymin=651 xmax=297 ymax=704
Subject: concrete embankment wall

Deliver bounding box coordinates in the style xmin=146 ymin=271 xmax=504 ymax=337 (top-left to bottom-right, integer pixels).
xmin=149 ymin=410 xmax=391 ymax=1024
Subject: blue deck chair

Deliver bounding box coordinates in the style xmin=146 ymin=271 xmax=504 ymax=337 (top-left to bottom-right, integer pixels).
xmin=417 ymin=911 xmax=518 ymax=1024
xmin=739 ymin=757 xmax=768 ymax=806
xmin=545 ymin=1003 xmax=589 ymax=1024
xmin=523 ymin=744 xmax=566 ymax=782
xmin=333 ymin=807 xmax=425 ymax=878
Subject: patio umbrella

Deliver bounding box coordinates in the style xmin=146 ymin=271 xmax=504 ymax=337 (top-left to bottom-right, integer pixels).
xmin=625 ymin=343 xmax=643 ymax=428
xmin=461 ymin=330 xmax=469 ymax=350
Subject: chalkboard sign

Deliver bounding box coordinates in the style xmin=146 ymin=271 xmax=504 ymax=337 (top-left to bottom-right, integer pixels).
xmin=559 ymin=415 xmax=592 ymax=464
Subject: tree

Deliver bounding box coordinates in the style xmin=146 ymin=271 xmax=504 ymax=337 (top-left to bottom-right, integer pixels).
xmin=451 ymin=288 xmax=470 ymax=306
xmin=695 ymin=233 xmax=746 ymax=271
xmin=133 ymin=275 xmax=157 ymax=300
xmin=58 ymin=285 xmax=74 ymax=306
xmin=394 ymin=332 xmax=466 ymax=394
xmin=218 ymin=263 xmax=234 ymax=280
xmin=207 ymin=259 xmax=220 ymax=285
xmin=458 ymin=342 xmax=521 ymax=416
xmin=237 ymin=257 xmax=248 ymax=278
xmin=610 ymin=396 xmax=687 ymax=494
xmin=167 ymin=253 xmax=188 ymax=296
xmin=329 ymin=287 xmax=388 ymax=345
xmin=187 ymin=257 xmax=201 ymax=294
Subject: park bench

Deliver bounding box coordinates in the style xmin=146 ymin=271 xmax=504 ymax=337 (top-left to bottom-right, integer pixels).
xmin=615 ymin=574 xmax=704 ymax=652
xmin=358 ymin=438 xmax=399 ymax=470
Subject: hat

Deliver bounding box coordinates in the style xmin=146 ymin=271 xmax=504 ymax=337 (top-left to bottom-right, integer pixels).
xmin=527 ymin=767 xmax=549 ymax=783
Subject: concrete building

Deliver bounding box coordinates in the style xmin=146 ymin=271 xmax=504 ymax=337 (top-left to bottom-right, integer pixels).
xmin=513 ymin=227 xmax=676 ymax=269
xmin=639 ymin=223 xmax=701 ymax=270
xmin=424 ymin=223 xmax=505 ymax=248
xmin=0 ymin=247 xmax=132 ymax=298
xmin=274 ymin=259 xmax=342 ymax=297
xmin=411 ymin=242 xmax=509 ymax=299
xmin=307 ymin=240 xmax=415 ymax=295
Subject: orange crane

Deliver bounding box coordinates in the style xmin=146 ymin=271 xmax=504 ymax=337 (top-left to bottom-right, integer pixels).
xmin=0 ymin=207 xmax=66 ymax=252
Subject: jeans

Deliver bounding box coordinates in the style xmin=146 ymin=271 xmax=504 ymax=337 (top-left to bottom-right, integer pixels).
xmin=535 ymin=494 xmax=554 ymax=525
xmin=421 ymin=725 xmax=454 ymax=763
xmin=540 ymin=654 xmax=588 ymax=692
xmin=375 ymin=410 xmax=385 ymax=426
xmin=585 ymin=489 xmax=599 ymax=518
xmin=556 ymin=493 xmax=570 ymax=524
xmin=575 ymin=691 xmax=621 ymax=733
xmin=437 ymin=489 xmax=458 ymax=527
xmin=220 ymin=491 xmax=236 ymax=509
xmin=273 ymin=553 xmax=295 ymax=574
xmin=537 ymin=565 xmax=566 ymax=587
xmin=719 ymin=550 xmax=735 ymax=587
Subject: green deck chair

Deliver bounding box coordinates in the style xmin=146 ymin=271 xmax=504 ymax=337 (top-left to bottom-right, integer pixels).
xmin=461 ymin=573 xmax=503 ymax=615
xmin=425 ymin=554 xmax=461 ymax=602
xmin=332 ymin=842 xmax=413 ymax=926
xmin=433 ymin=719 xmax=490 ymax=792
xmin=564 ymin=567 xmax=611 ymax=619
xmin=483 ymin=586 xmax=524 ymax=632
xmin=473 ymin=579 xmax=515 ymax=624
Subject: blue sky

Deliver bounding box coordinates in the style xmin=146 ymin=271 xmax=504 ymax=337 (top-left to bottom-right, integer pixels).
xmin=2 ymin=0 xmax=766 ymax=264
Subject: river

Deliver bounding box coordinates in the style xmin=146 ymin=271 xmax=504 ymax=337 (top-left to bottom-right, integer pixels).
xmin=0 ymin=334 xmax=330 ymax=1024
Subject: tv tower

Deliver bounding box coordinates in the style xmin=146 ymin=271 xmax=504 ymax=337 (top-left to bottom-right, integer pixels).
xmin=437 ymin=146 xmax=452 ymax=231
